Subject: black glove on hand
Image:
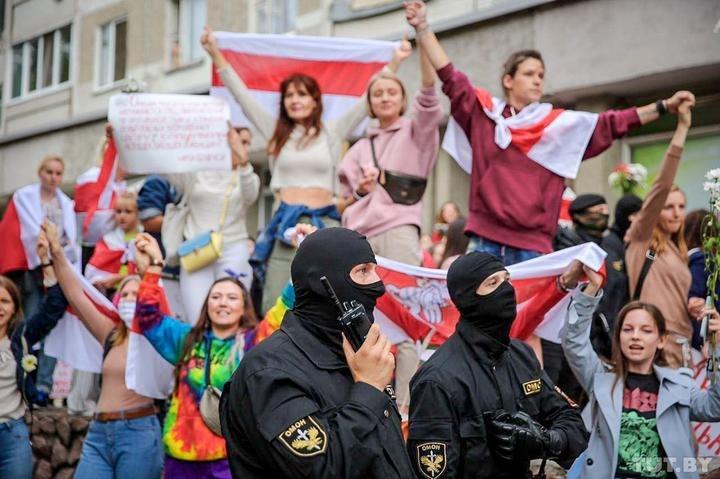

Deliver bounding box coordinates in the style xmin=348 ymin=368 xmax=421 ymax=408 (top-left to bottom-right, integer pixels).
xmin=488 ymin=411 xmax=564 ymax=462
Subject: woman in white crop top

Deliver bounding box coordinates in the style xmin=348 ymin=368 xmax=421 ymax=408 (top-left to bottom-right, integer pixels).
xmin=201 ymin=27 xmax=409 ymax=314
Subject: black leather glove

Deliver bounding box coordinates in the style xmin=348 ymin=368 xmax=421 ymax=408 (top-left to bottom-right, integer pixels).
xmin=488 ymin=411 xmax=564 ymax=462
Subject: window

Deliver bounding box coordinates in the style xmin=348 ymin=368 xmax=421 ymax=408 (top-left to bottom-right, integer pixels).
xmin=255 ymin=0 xmax=297 ymax=34
xmin=169 ymin=0 xmax=207 ymax=67
xmin=97 ymin=18 xmax=127 ymax=87
xmin=631 ymin=133 xmax=720 ymax=210
xmin=10 ymin=25 xmax=72 ymax=99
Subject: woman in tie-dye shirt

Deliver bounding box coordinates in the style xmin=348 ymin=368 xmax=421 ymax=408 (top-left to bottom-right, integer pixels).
xmin=134 ymin=233 xmax=258 ymax=479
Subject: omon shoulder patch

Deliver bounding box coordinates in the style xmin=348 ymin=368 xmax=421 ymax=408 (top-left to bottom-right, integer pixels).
xmin=277 ymin=415 xmax=327 ymax=457
xmin=416 ymin=441 xmax=447 ymax=478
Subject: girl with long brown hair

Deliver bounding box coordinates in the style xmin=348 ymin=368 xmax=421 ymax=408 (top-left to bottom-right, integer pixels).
xmin=133 ymin=233 xmax=258 ymax=479
xmin=43 ymin=220 xmax=164 ymax=478
xmin=201 ymin=26 xmax=409 ymax=314
xmin=625 ymin=98 xmax=695 ymax=368
xmin=0 ymin=230 xmax=68 ymax=479
xmin=561 ymin=265 xmax=720 ymax=479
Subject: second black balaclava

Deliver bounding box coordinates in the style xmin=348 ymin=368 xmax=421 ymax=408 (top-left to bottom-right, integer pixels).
xmin=290 ymin=227 xmax=385 ymax=354
xmin=612 ymin=194 xmax=643 ymax=239
xmin=447 ymin=252 xmax=517 ymax=345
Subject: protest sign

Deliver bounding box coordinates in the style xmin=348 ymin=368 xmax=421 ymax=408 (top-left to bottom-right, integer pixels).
xmin=691 ymin=350 xmax=720 ymax=458
xmin=108 ymin=93 xmax=231 ymax=174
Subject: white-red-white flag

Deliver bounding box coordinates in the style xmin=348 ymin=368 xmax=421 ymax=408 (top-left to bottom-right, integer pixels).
xmin=0 ymin=184 xmax=79 ymax=274
xmin=44 ymin=268 xmax=174 ymax=399
xmin=75 ymin=138 xmax=120 ymax=237
xmin=75 ymin=164 xmax=124 ymax=246
xmin=442 ymin=87 xmax=598 ymax=179
xmin=373 ymin=243 xmax=607 ymax=350
xmin=210 ymin=32 xmax=394 ymax=131
xmin=84 ymin=228 xmax=139 ymax=285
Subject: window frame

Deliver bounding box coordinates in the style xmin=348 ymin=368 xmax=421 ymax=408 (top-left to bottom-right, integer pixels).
xmin=7 ymin=25 xmax=72 ymax=103
xmin=166 ymin=0 xmax=208 ymax=71
xmin=253 ymin=0 xmax=297 ymax=34
xmin=95 ymin=16 xmax=128 ymax=90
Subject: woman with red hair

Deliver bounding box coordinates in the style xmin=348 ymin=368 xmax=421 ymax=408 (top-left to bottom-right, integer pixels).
xmin=201 ymin=27 xmax=409 ymax=314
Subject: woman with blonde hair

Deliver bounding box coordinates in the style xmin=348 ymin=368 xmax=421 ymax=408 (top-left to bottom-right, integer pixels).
xmin=625 ymin=97 xmax=695 ymax=368
xmin=337 ymin=42 xmax=443 ymax=415
xmin=0 ymin=153 xmax=80 ymax=400
xmin=44 ymin=220 xmax=163 ymax=478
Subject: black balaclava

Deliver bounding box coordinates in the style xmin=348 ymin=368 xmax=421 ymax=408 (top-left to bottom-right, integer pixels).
xmin=611 ymin=194 xmax=643 ymax=239
xmin=290 ymin=227 xmax=385 ymax=354
xmin=447 ymin=252 xmax=517 ymax=346
xmin=569 ymin=193 xmax=609 ymax=237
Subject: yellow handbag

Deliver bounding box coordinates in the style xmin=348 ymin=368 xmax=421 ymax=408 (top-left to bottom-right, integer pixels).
xmin=178 ymin=173 xmax=237 ymax=273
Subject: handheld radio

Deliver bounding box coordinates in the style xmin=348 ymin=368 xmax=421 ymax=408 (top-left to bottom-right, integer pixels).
xmin=320 ymin=276 xmax=372 ymax=351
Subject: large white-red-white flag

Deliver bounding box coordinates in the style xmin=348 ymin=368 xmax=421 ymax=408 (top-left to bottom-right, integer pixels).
xmin=210 ymin=32 xmax=395 ymax=130
xmin=442 ymin=87 xmax=598 ymax=179
xmin=0 ymin=184 xmax=79 ymax=274
xmin=373 ymin=243 xmax=607 ymax=350
xmin=45 ymin=268 xmax=174 ymax=399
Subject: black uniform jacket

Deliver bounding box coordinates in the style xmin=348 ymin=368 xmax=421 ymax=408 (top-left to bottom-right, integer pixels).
xmin=220 ymin=312 xmax=415 ymax=478
xmin=407 ymin=321 xmax=589 ymax=479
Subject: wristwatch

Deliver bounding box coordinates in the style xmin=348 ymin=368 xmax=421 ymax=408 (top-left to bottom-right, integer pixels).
xmin=149 ymin=258 xmax=165 ymax=268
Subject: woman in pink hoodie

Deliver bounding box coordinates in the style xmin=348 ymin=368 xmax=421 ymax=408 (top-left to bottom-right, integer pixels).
xmin=337 ymin=41 xmax=443 ymax=416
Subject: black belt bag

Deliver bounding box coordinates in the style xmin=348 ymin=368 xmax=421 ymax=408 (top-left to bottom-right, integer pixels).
xmin=371 ymin=138 xmax=427 ymax=206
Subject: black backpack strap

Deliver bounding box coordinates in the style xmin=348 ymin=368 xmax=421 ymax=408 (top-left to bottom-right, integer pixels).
xmin=632 ymin=249 xmax=656 ymax=301
xmin=369 ymin=137 xmax=380 ymax=170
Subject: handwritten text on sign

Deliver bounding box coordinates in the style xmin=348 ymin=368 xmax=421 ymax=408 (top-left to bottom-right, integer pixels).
xmin=109 ymin=94 xmax=231 ymax=174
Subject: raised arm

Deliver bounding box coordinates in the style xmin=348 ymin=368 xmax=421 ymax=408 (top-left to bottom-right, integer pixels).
xmin=134 ymin=233 xmax=191 ymax=364
xmin=43 ymin=221 xmax=115 ymax=344
xmin=328 ymin=38 xmax=413 ymax=141
xmin=201 ymin=26 xmax=275 ymax=142
xmin=626 ymin=99 xmax=693 ymax=243
xmin=405 ymin=1 xmax=450 ymax=71
xmin=560 ymin=266 xmax=605 ymax=395
xmin=228 ymin=126 xmax=261 ymax=206
xmin=17 ymin=230 xmax=70 ymax=346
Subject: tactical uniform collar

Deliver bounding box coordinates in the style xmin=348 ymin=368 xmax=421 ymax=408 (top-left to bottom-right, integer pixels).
xmin=456 ymin=321 xmax=509 ymax=362
xmin=281 ymin=312 xmax=348 ymax=370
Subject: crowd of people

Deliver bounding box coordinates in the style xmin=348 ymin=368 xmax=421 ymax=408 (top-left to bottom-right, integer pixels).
xmin=0 ymin=1 xmax=719 ymax=478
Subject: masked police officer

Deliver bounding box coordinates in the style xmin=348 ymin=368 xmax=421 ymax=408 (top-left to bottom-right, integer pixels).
xmin=220 ymin=227 xmax=414 ymax=478
xmin=407 ymin=252 xmax=588 ymax=478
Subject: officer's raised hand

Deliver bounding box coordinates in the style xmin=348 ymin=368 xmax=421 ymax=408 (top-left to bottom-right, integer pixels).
xmin=342 ymin=324 xmax=395 ymax=392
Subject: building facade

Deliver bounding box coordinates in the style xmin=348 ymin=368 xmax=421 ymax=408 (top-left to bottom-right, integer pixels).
xmin=1 ymin=0 xmax=718 ymax=234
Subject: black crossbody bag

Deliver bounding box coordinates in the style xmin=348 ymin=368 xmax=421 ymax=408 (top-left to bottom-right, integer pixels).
xmin=370 ymin=138 xmax=427 ymax=206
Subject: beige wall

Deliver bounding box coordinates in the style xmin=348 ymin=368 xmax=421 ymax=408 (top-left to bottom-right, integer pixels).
xmin=11 ymin=0 xmax=74 ymax=43
xmin=0 ymin=122 xmax=105 ymax=195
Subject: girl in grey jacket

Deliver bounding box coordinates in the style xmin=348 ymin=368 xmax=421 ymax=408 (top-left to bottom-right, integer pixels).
xmin=561 ymin=265 xmax=720 ymax=479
